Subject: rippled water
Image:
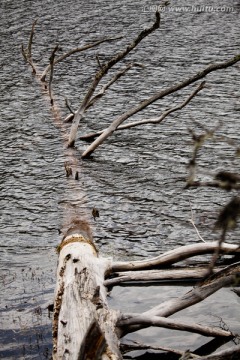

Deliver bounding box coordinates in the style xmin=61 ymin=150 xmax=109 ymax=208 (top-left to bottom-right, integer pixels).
xmin=1 ymin=0 xmax=240 ymax=358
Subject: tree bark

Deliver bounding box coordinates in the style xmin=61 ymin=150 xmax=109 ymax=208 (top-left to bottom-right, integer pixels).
xmin=53 ymin=222 xmax=122 ymax=360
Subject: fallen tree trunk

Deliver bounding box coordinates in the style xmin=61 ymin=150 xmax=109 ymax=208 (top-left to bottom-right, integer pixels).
xmin=52 ymin=221 xmax=122 ymax=360
xmin=21 ymin=15 xmax=240 ymax=360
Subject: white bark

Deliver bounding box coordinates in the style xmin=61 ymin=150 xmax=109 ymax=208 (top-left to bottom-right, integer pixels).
xmin=68 ymin=11 xmax=160 ymax=147
xmin=104 ymin=267 xmax=222 ymax=287
xmin=53 ymin=234 xmax=122 ymax=360
xmin=110 ymin=241 xmax=239 ymax=272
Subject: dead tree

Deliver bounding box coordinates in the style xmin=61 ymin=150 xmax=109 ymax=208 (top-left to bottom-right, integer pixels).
xmin=21 ymin=12 xmax=240 ymax=360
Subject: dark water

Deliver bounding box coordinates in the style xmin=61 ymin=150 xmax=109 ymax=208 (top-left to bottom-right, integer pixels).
xmin=1 ymin=0 xmax=240 ymax=358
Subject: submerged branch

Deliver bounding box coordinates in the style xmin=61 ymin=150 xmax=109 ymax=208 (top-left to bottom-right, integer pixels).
xmin=49 ymin=45 xmax=59 ymax=105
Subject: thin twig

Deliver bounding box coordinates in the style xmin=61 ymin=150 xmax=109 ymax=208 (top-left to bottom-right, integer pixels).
xmin=65 ymin=98 xmax=75 ymax=114
xmin=40 ymin=36 xmax=123 ymax=81
xmin=21 ymin=19 xmax=38 ymax=74
xmin=188 ymin=200 xmax=206 ymax=243
xmin=86 ymin=62 xmax=143 ymax=109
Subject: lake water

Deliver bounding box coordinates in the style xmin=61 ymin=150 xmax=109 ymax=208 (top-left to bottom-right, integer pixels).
xmin=1 ymin=0 xmax=240 ymax=358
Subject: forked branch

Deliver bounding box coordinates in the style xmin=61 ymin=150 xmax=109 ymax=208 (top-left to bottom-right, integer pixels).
xmin=81 ymin=54 xmax=240 ymax=158
xmin=21 ymin=19 xmax=38 ymax=74
xmin=80 ymin=81 xmax=205 ymax=141
xmin=67 ymin=11 xmax=160 ymax=147
xmin=40 ymin=36 xmax=123 ymax=82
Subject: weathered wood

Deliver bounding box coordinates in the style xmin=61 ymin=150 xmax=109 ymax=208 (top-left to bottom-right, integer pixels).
xmin=21 ymin=19 xmax=37 ymax=74
xmin=40 ymin=37 xmax=122 ymax=82
xmin=110 ymin=241 xmax=240 ymax=272
xmin=104 ymin=266 xmax=223 ymax=287
xmin=117 ymin=262 xmax=240 ymax=336
xmin=118 ymin=314 xmax=233 ymax=338
xmin=53 ymin=222 xmax=122 ymax=360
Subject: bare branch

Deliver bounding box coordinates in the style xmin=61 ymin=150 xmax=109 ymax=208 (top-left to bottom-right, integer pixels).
xmin=118 ymin=262 xmax=240 ymax=335
xmin=80 ymin=80 xmax=205 ymax=141
xmin=120 ymin=340 xmax=191 ymax=357
xmin=21 ymin=19 xmax=37 ymax=74
xmin=84 ymin=80 xmax=203 ymax=139
xmin=81 ymin=54 xmax=240 ymax=158
xmin=28 ymin=19 xmax=37 ymax=57
xmin=40 ymin=36 xmax=123 ymax=81
xmin=67 ymin=11 xmax=161 ymax=147
xmin=121 ymin=342 xmax=180 ymax=356
xmin=110 ymin=241 xmax=239 ymax=272
xmin=96 ymin=54 xmax=103 ymax=70
xmin=65 ymin=98 xmax=75 ymax=114
xmin=104 ymin=267 xmax=222 ymax=287
xmin=200 ymin=344 xmax=240 ymax=360
xmin=188 ymin=199 xmax=206 ymax=243
xmin=118 ymin=314 xmax=233 ymax=338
